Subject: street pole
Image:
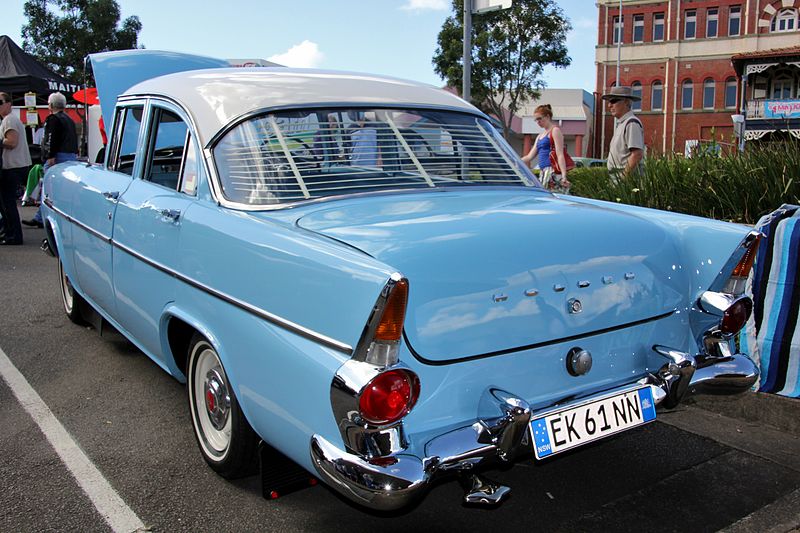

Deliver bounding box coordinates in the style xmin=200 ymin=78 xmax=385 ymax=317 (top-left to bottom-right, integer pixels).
xmin=463 ymin=0 xmax=472 ymax=102
xmin=616 ymin=0 xmax=622 ymax=85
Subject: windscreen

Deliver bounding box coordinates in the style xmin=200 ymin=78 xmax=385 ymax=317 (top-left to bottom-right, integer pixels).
xmin=213 ymin=107 xmax=540 ymax=205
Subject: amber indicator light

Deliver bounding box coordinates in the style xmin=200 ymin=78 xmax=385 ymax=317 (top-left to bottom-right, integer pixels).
xmin=374 ymin=279 xmax=408 ymax=342
xmin=732 ymin=235 xmax=761 ymax=278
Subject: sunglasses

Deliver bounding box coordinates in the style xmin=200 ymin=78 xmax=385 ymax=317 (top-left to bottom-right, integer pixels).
xmin=608 ymin=98 xmax=622 ymax=104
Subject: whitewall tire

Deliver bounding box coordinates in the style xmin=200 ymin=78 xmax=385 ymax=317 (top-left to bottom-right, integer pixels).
xmin=187 ymin=333 xmax=258 ymax=478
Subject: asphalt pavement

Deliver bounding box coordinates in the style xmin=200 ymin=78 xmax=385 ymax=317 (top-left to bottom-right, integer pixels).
xmin=1 ymin=208 xmax=799 ymax=533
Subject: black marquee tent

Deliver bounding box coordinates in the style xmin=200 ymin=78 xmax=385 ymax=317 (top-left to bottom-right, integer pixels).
xmin=0 ymin=35 xmax=81 ymax=105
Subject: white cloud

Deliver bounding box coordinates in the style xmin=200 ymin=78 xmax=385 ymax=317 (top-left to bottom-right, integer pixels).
xmin=401 ymin=0 xmax=449 ymax=11
xmin=268 ymin=40 xmax=324 ymax=68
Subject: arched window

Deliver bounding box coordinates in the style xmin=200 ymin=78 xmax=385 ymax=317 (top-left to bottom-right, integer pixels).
xmin=771 ymin=8 xmax=797 ymax=32
xmin=682 ymin=80 xmax=694 ymax=110
xmin=725 ymin=78 xmax=737 ymax=109
xmin=652 ymin=81 xmax=664 ymax=111
xmin=703 ymin=79 xmax=715 ymax=109
xmin=631 ymin=81 xmax=642 ymax=111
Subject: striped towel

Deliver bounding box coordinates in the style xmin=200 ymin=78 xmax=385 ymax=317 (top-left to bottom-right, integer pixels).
xmin=741 ymin=204 xmax=800 ymax=397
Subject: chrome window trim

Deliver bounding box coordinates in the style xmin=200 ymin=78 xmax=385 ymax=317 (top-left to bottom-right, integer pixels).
xmin=141 ymin=99 xmax=194 ymax=193
xmin=214 ymin=184 xmax=551 ymax=213
xmin=118 ymin=94 xmax=213 ymax=199
xmin=46 ymin=200 xmax=353 ymax=355
xmin=108 ymin=98 xmax=150 ymax=178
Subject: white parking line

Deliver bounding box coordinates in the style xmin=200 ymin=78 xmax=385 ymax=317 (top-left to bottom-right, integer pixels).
xmin=0 ymin=346 xmax=145 ymax=533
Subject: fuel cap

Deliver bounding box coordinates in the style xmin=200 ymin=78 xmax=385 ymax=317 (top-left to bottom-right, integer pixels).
xmin=567 ymin=347 xmax=592 ymax=376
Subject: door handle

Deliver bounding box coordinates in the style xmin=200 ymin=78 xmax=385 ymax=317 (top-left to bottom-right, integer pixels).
xmin=160 ymin=209 xmax=181 ymax=222
xmin=102 ymin=191 xmax=120 ymax=201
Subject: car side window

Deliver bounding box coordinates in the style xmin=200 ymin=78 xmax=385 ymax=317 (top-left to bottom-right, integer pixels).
xmin=145 ymin=107 xmax=189 ymax=190
xmin=179 ymin=132 xmax=199 ymax=196
xmin=111 ymin=106 xmax=144 ymax=175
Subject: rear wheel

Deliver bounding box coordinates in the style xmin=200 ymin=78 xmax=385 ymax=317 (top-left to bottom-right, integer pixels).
xmin=58 ymin=259 xmax=86 ymax=325
xmin=187 ymin=333 xmax=258 ymax=478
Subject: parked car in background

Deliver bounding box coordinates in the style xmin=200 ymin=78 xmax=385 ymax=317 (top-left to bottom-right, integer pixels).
xmin=573 ymin=157 xmax=606 ymax=168
xmin=42 ymin=50 xmax=761 ymax=511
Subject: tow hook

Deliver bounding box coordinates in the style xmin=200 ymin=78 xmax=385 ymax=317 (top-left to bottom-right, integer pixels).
xmin=460 ymin=473 xmax=511 ymax=506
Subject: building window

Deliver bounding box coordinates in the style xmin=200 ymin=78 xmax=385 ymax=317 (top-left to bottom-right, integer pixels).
xmin=753 ymin=76 xmax=768 ymax=99
xmin=682 ymin=80 xmax=694 ymax=109
xmin=685 ymin=10 xmax=697 ymax=39
xmin=771 ymin=70 xmax=796 ymax=99
xmin=633 ymin=15 xmax=644 ymax=42
xmin=706 ymin=8 xmax=718 ymax=38
xmin=653 ymin=13 xmax=665 ymax=41
xmin=725 ymin=78 xmax=737 ymax=109
xmin=631 ymin=82 xmax=642 ymax=111
xmin=729 ymin=6 xmax=741 ymax=36
xmin=613 ymin=16 xmax=623 ymax=44
xmin=652 ymin=81 xmax=664 ymax=111
xmin=771 ymin=8 xmax=797 ymax=32
xmin=703 ymin=79 xmax=715 ymax=109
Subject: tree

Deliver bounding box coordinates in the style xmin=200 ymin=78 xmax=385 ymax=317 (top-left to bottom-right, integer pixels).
xmin=21 ymin=0 xmax=142 ymax=84
xmin=433 ymin=0 xmax=571 ymax=139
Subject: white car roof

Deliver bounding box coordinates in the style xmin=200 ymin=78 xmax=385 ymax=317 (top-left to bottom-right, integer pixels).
xmin=123 ymin=68 xmax=478 ymax=146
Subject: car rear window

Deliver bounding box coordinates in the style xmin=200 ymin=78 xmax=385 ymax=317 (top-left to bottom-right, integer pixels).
xmin=213 ymin=107 xmax=540 ymax=205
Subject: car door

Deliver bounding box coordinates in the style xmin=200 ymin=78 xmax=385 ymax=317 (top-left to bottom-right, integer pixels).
xmin=111 ymin=100 xmax=199 ymax=363
xmin=72 ymin=102 xmax=144 ymax=317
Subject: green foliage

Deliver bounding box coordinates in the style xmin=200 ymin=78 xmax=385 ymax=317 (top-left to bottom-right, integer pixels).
xmin=569 ymin=141 xmax=800 ymax=225
xmin=21 ymin=0 xmax=142 ymax=83
xmin=433 ymin=0 xmax=571 ymax=139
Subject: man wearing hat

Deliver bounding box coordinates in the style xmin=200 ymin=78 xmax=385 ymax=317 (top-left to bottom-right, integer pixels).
xmin=602 ymin=86 xmax=644 ymax=177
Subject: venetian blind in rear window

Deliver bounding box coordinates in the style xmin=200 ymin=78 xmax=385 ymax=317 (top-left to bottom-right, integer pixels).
xmin=213 ymin=108 xmax=540 ymax=206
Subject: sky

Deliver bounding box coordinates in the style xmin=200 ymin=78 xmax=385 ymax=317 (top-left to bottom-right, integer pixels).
xmin=2 ymin=0 xmax=597 ymax=92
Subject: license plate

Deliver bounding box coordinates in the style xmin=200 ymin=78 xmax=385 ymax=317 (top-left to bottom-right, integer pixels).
xmin=530 ymin=387 xmax=656 ymax=459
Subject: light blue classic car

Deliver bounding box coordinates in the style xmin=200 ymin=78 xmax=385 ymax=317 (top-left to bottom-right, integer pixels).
xmin=42 ymin=50 xmax=761 ymax=510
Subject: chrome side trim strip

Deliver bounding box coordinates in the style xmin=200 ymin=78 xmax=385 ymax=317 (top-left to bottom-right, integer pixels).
xmin=46 ymin=200 xmax=353 ymax=355
xmin=45 ymin=199 xmax=112 ymax=243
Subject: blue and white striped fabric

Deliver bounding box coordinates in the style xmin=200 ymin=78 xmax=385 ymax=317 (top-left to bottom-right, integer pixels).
xmin=741 ymin=204 xmax=800 ymax=397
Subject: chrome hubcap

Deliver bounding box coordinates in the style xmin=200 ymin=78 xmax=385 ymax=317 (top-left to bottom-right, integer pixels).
xmin=204 ymin=368 xmax=230 ymax=431
xmin=59 ymin=262 xmax=74 ymax=312
xmin=192 ymin=344 xmax=232 ymax=457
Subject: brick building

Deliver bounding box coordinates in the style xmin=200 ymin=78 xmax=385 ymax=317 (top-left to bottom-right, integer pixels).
xmin=594 ymin=0 xmax=800 ymax=157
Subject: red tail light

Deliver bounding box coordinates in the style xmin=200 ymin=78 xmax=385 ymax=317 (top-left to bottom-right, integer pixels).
xmin=358 ymin=369 xmax=420 ymax=425
xmin=720 ymin=296 xmax=753 ymax=335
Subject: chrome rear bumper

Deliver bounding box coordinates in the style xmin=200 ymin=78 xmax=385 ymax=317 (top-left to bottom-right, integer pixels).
xmin=310 ymin=349 xmax=758 ymax=511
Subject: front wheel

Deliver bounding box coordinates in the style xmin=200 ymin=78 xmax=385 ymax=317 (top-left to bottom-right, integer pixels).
xmin=58 ymin=259 xmax=86 ymax=325
xmin=187 ymin=333 xmax=258 ymax=478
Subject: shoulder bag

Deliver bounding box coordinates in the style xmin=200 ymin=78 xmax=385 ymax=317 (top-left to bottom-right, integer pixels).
xmin=549 ymin=130 xmax=575 ymax=175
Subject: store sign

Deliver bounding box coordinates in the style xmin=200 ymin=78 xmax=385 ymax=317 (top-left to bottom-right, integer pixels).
xmin=47 ymin=80 xmax=82 ymax=93
xmin=764 ymin=99 xmax=800 ymax=119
